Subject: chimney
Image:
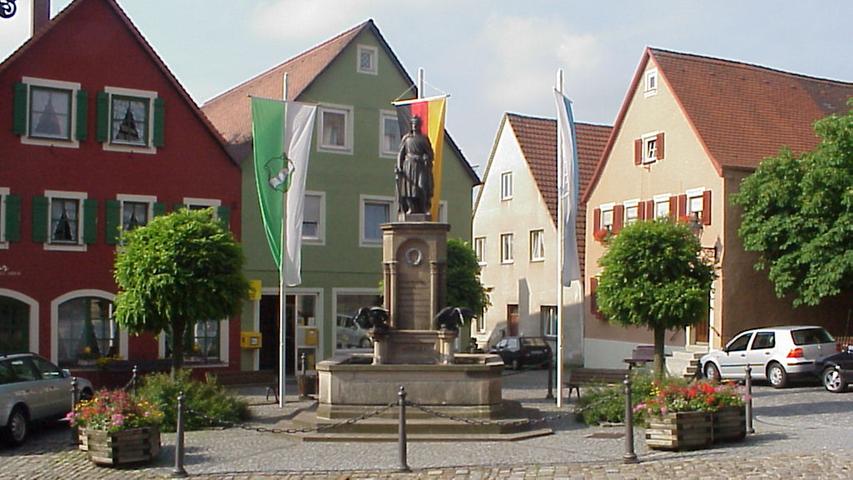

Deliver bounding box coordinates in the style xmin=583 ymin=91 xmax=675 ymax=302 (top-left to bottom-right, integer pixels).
xmin=32 ymin=0 xmax=51 ymax=36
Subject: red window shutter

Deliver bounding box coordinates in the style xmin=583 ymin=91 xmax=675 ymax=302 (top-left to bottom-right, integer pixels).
xmin=678 ymin=194 xmax=687 ymax=218
xmin=656 ymin=133 xmax=665 ymax=160
xmin=590 ymin=277 xmax=601 ymax=319
xmin=645 ymin=200 xmax=654 ymax=219
xmin=702 ymin=190 xmax=712 ymax=225
xmin=634 ymin=139 xmax=642 ymax=165
xmin=669 ymin=196 xmax=677 ymax=220
xmin=637 ymin=201 xmax=646 ymax=220
xmin=593 ymin=208 xmax=601 ymax=234
xmin=613 ymin=204 xmax=624 ymax=233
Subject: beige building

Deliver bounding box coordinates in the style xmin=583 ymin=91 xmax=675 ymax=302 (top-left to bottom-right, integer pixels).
xmin=473 ymin=113 xmax=610 ymax=363
xmin=583 ymin=48 xmax=852 ymax=369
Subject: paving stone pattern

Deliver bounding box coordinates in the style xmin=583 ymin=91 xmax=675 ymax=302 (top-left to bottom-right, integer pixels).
xmin=1 ymin=370 xmax=851 ymax=479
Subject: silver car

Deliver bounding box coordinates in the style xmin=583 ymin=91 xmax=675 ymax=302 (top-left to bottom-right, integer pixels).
xmin=700 ymin=326 xmax=837 ymax=388
xmin=1 ymin=353 xmax=93 ymax=446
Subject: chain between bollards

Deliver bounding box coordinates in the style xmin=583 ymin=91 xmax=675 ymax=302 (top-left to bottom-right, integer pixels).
xmin=745 ymin=365 xmax=755 ymax=434
xmin=398 ymin=386 xmax=410 ymax=473
xmin=69 ymin=377 xmax=79 ymax=444
xmin=623 ymin=373 xmax=638 ymax=464
xmin=173 ymin=391 xmax=188 ymax=478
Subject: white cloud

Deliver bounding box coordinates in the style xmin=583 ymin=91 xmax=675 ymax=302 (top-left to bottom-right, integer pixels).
xmin=249 ymin=0 xmax=386 ymax=40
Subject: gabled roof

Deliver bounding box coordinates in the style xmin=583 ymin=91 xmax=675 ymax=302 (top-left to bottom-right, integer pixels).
xmin=0 ymin=0 xmax=238 ymax=165
xmin=583 ymin=47 xmax=852 ymax=202
xmin=201 ymin=19 xmax=479 ymax=184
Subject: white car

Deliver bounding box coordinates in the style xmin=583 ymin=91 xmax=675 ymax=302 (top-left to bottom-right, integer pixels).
xmin=700 ymin=326 xmax=837 ymax=388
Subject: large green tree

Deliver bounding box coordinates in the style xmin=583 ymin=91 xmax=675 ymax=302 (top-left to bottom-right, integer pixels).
xmin=114 ymin=209 xmax=249 ymax=376
xmin=596 ymin=220 xmax=715 ymax=377
xmin=733 ymin=105 xmax=852 ymax=307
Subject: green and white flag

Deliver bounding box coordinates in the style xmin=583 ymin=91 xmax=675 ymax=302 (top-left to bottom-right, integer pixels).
xmin=251 ymin=97 xmax=317 ymax=285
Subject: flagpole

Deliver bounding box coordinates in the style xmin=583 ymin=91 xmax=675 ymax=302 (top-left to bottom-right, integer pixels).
xmin=555 ymin=69 xmax=565 ymax=408
xmin=279 ymin=73 xmax=289 ymax=408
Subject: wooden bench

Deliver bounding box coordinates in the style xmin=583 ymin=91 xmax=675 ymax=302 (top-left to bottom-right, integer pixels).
xmin=564 ymin=368 xmax=627 ymax=399
xmin=632 ymin=345 xmax=655 ymax=363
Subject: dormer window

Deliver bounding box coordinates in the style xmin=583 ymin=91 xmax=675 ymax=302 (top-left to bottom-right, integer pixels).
xmin=644 ymin=69 xmax=658 ymax=97
xmin=357 ymin=45 xmax=378 ymax=75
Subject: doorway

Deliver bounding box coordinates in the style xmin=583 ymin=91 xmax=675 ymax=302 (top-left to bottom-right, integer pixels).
xmin=259 ymin=295 xmax=294 ymax=374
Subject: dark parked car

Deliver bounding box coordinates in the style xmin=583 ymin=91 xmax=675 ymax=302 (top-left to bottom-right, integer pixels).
xmin=490 ymin=336 xmax=552 ymax=370
xmin=815 ymin=345 xmax=853 ymax=393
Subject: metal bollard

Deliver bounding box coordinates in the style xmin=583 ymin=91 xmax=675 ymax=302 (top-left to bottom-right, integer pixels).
xmin=70 ymin=377 xmax=79 ymax=444
xmin=546 ymin=356 xmax=554 ymax=400
xmin=173 ymin=391 xmax=188 ymax=478
xmin=131 ymin=365 xmax=138 ymax=395
xmin=300 ymin=352 xmax=307 ymax=374
xmin=623 ymin=374 xmax=639 ymax=464
xmin=745 ymin=365 xmax=755 ymax=434
xmin=398 ymin=386 xmax=410 ymax=473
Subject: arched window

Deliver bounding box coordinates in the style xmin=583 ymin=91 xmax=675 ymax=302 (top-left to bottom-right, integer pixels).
xmin=0 ymin=296 xmax=30 ymax=354
xmin=57 ymin=297 xmax=117 ymax=367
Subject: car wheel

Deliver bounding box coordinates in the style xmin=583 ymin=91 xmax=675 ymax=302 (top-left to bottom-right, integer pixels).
xmin=703 ymin=362 xmax=721 ymax=382
xmin=3 ymin=407 xmax=28 ymax=447
xmin=822 ymin=367 xmax=847 ymax=393
xmin=767 ymin=362 xmax=788 ymax=389
xmin=511 ymin=359 xmax=520 ymax=370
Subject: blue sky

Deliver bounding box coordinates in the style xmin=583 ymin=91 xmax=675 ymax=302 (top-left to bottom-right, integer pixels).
xmin=1 ymin=0 xmax=851 ymax=171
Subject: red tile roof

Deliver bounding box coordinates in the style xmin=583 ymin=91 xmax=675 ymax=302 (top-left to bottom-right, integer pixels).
xmin=506 ymin=113 xmax=612 ymax=278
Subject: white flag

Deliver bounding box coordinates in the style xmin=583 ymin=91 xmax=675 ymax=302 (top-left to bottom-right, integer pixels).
xmin=555 ymin=90 xmax=580 ymax=284
xmin=284 ymin=102 xmax=317 ymax=286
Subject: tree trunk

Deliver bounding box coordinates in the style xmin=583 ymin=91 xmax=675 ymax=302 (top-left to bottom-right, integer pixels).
xmin=654 ymin=326 xmax=666 ymax=379
xmin=171 ymin=319 xmax=186 ymax=380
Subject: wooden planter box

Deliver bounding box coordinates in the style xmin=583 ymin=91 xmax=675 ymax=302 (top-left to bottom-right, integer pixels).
xmin=713 ymin=405 xmax=746 ymax=443
xmin=646 ymin=411 xmax=713 ymax=451
xmin=80 ymin=426 xmax=161 ymax=466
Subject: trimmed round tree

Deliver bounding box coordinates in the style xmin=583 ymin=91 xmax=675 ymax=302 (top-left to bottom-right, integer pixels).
xmin=113 ymin=208 xmax=248 ymax=376
xmin=596 ymin=219 xmax=715 ymax=378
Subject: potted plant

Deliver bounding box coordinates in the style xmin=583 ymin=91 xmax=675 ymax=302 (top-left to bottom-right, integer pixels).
xmin=68 ymin=389 xmax=163 ymax=466
xmin=706 ymin=381 xmax=746 ymax=443
xmin=637 ymin=380 xmax=714 ymax=451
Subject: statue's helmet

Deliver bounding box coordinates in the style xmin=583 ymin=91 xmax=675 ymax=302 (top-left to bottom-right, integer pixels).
xmin=410 ymin=116 xmax=421 ymax=129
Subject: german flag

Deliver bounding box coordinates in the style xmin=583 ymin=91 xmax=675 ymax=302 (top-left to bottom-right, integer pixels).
xmin=394 ymin=95 xmax=447 ymax=221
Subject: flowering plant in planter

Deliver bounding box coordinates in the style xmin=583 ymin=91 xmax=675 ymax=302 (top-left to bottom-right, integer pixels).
xmin=635 ymin=379 xmax=744 ymax=418
xmin=68 ymin=389 xmax=163 ymax=433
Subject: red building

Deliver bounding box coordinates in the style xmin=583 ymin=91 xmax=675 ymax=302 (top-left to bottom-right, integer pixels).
xmin=0 ymin=0 xmax=242 ymax=379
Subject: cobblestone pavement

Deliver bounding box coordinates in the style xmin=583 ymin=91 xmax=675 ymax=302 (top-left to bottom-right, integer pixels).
xmin=2 ymin=370 xmax=851 ymax=479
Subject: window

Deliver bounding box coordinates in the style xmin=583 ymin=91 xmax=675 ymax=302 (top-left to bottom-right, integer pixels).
xmin=529 ymin=229 xmax=545 ymax=261
xmin=625 ymin=202 xmax=639 ymax=225
xmin=360 ymin=196 xmax=392 ymax=246
xmin=31 ymin=356 xmax=62 ymax=380
xmin=101 ymin=87 xmax=161 ymax=153
xmin=653 ymin=194 xmax=671 ymax=219
xmin=57 ymin=297 xmax=118 ymax=367
xmin=165 ymin=319 xmax=222 ymax=363
xmin=474 ymin=236 xmax=486 ymax=264
xmin=751 ymin=332 xmax=775 ymax=350
xmin=644 ymin=69 xmax=658 ymax=96
xmin=15 ymin=77 xmax=83 ymax=148
xmin=357 ymin=45 xmax=378 ymax=75
xmin=601 ymin=204 xmax=614 ymax=232
xmin=379 ymin=110 xmax=400 ymax=157
xmin=183 ymin=197 xmax=220 ymax=211
xmin=42 ymin=190 xmax=88 ymax=251
xmin=303 ymin=192 xmax=325 ymax=244
xmin=542 ymin=306 xmax=557 ymax=338
xmin=118 ymin=194 xmax=156 ymax=232
xmin=318 ymin=105 xmax=353 ymax=153
xmin=50 ymin=197 xmax=80 ymax=244
xmin=500 ymin=172 xmax=513 ymax=200
xmin=643 ymin=136 xmax=657 ymax=163
xmin=687 ymin=188 xmax=704 ymax=223
xmin=0 ymin=296 xmax=30 ymax=354
xmin=725 ymin=333 xmax=752 ymax=353
xmin=500 ymin=233 xmax=513 ymax=264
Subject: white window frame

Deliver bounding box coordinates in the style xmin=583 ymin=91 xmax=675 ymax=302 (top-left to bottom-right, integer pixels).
xmin=0 ymin=187 xmax=8 ymax=248
xmin=359 ymin=194 xmax=393 ymax=247
xmin=356 ymin=44 xmax=378 ymax=75
xmin=183 ymin=197 xmax=221 ymax=217
xmin=500 ymin=171 xmax=513 ymax=200
xmin=641 ymin=132 xmax=660 ymax=164
xmin=600 ymin=202 xmax=615 ymax=231
xmin=500 ymin=233 xmax=514 ymax=264
xmin=302 ymin=191 xmax=326 ymax=245
xmin=317 ymin=104 xmax=354 ymax=154
xmin=117 ymin=193 xmax=156 ymax=232
xmin=474 ymin=236 xmax=486 ymax=265
xmin=44 ymin=190 xmax=87 ymax=252
xmin=644 ymin=68 xmax=658 ymax=97
xmin=541 ymin=305 xmax=558 ymax=338
xmin=102 ymin=86 xmax=158 ymax=155
xmin=21 ymin=76 xmax=81 ymax=149
xmin=653 ymin=193 xmax=672 ymax=219
xmin=624 ymin=199 xmax=640 ymax=226
xmin=686 ymin=187 xmax=705 ymax=222
xmin=379 ymin=110 xmax=400 ymax=158
xmin=529 ymin=229 xmax=545 ymax=262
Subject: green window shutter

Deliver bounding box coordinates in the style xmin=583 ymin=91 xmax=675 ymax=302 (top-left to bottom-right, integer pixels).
xmin=4 ymin=194 xmax=21 ymax=242
xmin=153 ymin=98 xmax=165 ymax=147
xmin=76 ymin=89 xmax=88 ymax=141
xmin=13 ymin=83 xmax=28 ymax=135
xmin=173 ymin=203 xmax=185 ymax=212
xmin=83 ymin=199 xmax=98 ymax=244
xmin=105 ymin=200 xmax=120 ymax=245
xmin=217 ymin=206 xmax=231 ymax=230
xmin=96 ymin=91 xmax=109 ymax=142
xmin=31 ymin=196 xmax=48 ymax=243
xmin=153 ymin=202 xmax=166 ymax=217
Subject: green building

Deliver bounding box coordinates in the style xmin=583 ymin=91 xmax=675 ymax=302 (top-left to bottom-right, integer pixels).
xmin=202 ymin=20 xmax=479 ymax=373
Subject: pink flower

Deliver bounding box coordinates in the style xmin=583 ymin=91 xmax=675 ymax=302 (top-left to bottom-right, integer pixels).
xmin=660 ymin=406 xmax=668 ymax=416
xmin=111 ymin=414 xmax=125 ymax=427
xmin=633 ymin=403 xmax=646 ymax=413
